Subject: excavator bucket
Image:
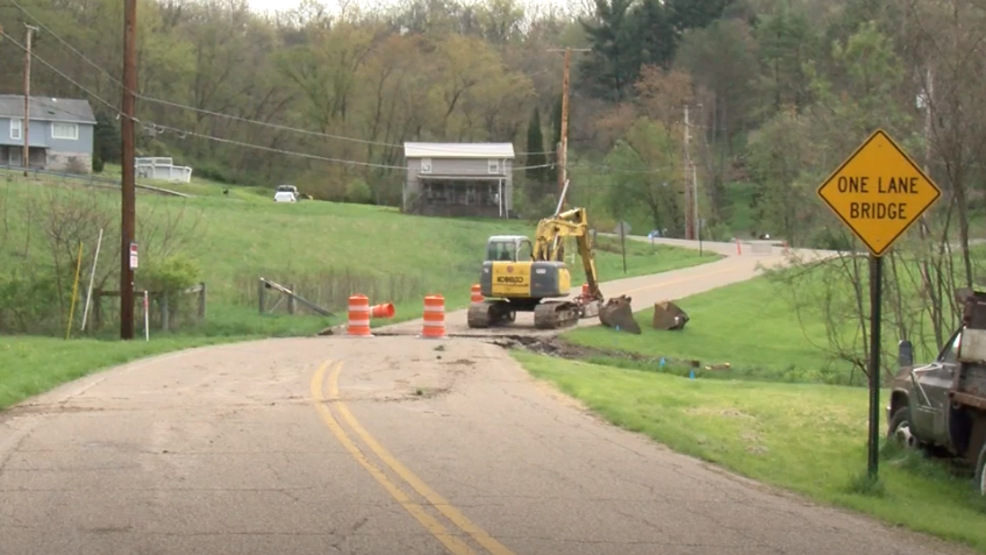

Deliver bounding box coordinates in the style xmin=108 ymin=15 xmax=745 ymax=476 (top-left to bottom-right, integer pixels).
xmin=652 ymin=301 xmax=689 ymax=330
xmin=598 ymin=295 xmax=641 ymax=334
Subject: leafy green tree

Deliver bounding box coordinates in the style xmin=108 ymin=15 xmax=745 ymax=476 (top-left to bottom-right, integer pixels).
xmin=667 ymin=0 xmax=737 ymax=37
xmin=525 ymin=106 xmax=547 ymax=182
xmin=754 ymin=4 xmax=817 ymax=113
xmin=578 ymin=0 xmax=641 ymax=102
xmin=746 ymin=107 xmax=816 ymax=245
xmin=93 ymin=112 xmax=122 ymax=166
xmin=604 ymin=117 xmax=685 ymax=234
xmin=635 ymin=0 xmax=677 ymax=70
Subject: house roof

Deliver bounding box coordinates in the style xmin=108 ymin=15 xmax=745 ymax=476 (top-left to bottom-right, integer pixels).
xmin=0 ymin=95 xmax=97 ymax=124
xmin=403 ymin=142 xmax=515 ymax=159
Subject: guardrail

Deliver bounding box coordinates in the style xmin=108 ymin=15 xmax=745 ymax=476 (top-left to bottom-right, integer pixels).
xmin=0 ymin=164 xmax=190 ymax=197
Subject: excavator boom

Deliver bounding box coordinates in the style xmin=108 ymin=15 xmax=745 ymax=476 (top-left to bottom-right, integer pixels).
xmin=532 ymin=207 xmax=602 ymax=302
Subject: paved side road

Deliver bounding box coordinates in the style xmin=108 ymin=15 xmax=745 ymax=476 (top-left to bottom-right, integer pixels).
xmin=0 ymin=336 xmax=971 ymax=554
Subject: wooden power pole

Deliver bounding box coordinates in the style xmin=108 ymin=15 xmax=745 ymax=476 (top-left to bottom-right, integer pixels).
xmin=120 ymin=0 xmax=138 ymax=339
xmin=683 ymin=104 xmax=693 ymax=240
xmin=548 ymin=47 xmax=590 ymax=210
xmin=22 ymin=25 xmax=37 ymax=177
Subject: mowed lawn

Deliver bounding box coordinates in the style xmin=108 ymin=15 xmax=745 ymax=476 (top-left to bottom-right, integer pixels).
xmin=565 ymin=273 xmax=839 ymax=384
xmin=518 ymin=352 xmax=986 ymax=552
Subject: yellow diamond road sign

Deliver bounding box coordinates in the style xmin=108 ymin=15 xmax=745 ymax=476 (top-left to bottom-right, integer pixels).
xmin=817 ymin=129 xmax=941 ymax=257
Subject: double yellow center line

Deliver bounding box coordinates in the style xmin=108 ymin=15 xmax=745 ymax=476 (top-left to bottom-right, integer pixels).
xmin=310 ymin=360 xmax=516 ymax=555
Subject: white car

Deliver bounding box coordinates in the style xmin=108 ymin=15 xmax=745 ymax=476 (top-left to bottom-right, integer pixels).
xmin=274 ymin=185 xmax=298 ymax=203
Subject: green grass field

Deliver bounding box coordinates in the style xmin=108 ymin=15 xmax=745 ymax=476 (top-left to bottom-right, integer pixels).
xmin=564 ymin=272 xmax=842 ymax=383
xmin=0 ymin=335 xmax=253 ymax=410
xmin=0 ymin=170 xmax=716 ymax=332
xmin=517 ymin=352 xmax=986 ymax=552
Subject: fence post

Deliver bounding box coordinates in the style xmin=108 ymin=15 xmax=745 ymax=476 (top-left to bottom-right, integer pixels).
xmin=198 ymin=282 xmax=206 ymax=319
xmin=258 ymin=279 xmax=266 ymax=314
xmin=288 ymin=284 xmax=295 ymax=315
xmin=161 ymin=294 xmax=170 ymax=331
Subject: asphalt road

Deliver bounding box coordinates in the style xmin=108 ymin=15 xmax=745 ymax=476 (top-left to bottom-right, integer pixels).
xmin=0 ymin=240 xmax=970 ymax=555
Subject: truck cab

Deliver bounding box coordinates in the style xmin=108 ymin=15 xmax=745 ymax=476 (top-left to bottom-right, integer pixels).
xmin=888 ymin=304 xmax=986 ymax=496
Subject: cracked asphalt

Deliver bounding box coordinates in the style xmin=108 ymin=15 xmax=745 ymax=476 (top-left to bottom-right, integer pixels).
xmin=0 ymin=240 xmax=971 ymax=554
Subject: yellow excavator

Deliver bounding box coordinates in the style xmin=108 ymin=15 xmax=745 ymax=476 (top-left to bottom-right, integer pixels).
xmin=466 ymin=183 xmax=637 ymax=331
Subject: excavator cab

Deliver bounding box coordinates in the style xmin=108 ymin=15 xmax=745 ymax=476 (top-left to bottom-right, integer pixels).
xmin=485 ymin=235 xmax=533 ymax=262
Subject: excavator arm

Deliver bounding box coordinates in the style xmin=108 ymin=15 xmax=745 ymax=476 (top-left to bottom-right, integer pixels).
xmin=534 ymin=205 xmax=640 ymax=333
xmin=532 ymin=207 xmax=602 ymax=301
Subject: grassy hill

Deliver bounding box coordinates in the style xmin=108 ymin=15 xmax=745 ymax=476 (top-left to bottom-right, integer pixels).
xmin=0 ymin=168 xmax=717 ymax=390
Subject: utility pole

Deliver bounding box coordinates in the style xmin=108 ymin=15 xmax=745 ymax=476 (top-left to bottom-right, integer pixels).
xmin=548 ymin=47 xmax=590 ymax=210
xmin=120 ymin=0 xmax=137 ymax=340
xmin=693 ymin=163 xmax=701 ymax=255
xmin=22 ymin=25 xmax=37 ymax=177
xmin=683 ymin=105 xmax=693 ymax=240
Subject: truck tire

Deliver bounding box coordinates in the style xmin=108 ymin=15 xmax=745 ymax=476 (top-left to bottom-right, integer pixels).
xmin=888 ymin=406 xmax=918 ymax=449
xmin=976 ymin=443 xmax=986 ymax=497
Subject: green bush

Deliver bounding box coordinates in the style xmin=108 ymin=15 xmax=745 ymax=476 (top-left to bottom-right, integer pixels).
xmin=137 ymin=255 xmax=201 ymax=306
xmin=0 ymin=268 xmax=63 ymax=334
xmin=345 ymin=178 xmax=373 ymax=204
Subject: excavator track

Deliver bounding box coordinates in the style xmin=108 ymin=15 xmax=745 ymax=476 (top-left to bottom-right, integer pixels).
xmin=466 ymin=300 xmax=516 ymax=329
xmin=533 ymin=301 xmax=581 ymax=330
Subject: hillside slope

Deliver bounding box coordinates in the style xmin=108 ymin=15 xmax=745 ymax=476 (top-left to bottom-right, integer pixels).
xmin=0 ymin=177 xmax=717 ymax=337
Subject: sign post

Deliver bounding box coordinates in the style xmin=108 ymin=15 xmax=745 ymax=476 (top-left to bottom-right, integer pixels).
xmin=816 ymin=129 xmax=941 ymax=481
xmin=614 ymin=221 xmax=631 ymax=274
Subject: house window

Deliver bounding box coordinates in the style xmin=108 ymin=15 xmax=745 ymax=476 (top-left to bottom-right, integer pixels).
xmin=51 ymin=122 xmax=79 ymax=140
xmin=9 ymin=118 xmax=22 ymax=140
xmin=420 ymin=158 xmax=432 ymax=173
xmin=488 ymin=159 xmax=500 ymax=174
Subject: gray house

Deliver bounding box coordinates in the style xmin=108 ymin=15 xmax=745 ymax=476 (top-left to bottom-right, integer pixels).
xmin=402 ymin=142 xmax=515 ymax=218
xmin=0 ymin=95 xmax=96 ymax=173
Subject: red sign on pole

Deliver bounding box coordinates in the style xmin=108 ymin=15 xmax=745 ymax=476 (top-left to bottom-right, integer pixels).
xmin=129 ymin=242 xmax=138 ymax=269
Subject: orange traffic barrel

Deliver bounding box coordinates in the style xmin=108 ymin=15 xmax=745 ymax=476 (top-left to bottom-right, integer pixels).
xmin=581 ymin=283 xmax=589 ymax=297
xmin=370 ymin=303 xmax=395 ymax=319
xmin=471 ymin=284 xmax=483 ymax=303
xmin=347 ymin=294 xmax=373 ymax=336
xmin=421 ymin=295 xmax=446 ymax=338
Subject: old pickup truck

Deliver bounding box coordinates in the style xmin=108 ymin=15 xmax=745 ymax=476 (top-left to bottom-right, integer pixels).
xmin=887 ymin=289 xmax=986 ymax=496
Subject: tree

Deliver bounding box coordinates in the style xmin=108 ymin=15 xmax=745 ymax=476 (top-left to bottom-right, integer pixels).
xmin=754 ymin=4 xmax=816 ymax=114
xmin=604 ymin=117 xmax=685 ymax=234
xmin=746 ymin=106 xmax=816 ymax=245
xmin=525 ymin=106 xmax=547 ymax=182
xmin=578 ymin=0 xmax=641 ymax=102
xmin=634 ymin=0 xmax=676 ymax=70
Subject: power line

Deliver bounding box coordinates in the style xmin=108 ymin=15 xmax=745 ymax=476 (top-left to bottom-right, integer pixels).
xmin=1 ymin=36 xmax=555 ymax=174
xmin=149 ymin=122 xmax=556 ymax=172
xmin=0 ymin=27 xmax=123 ymax=121
xmin=6 ymin=0 xmax=555 ymax=157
